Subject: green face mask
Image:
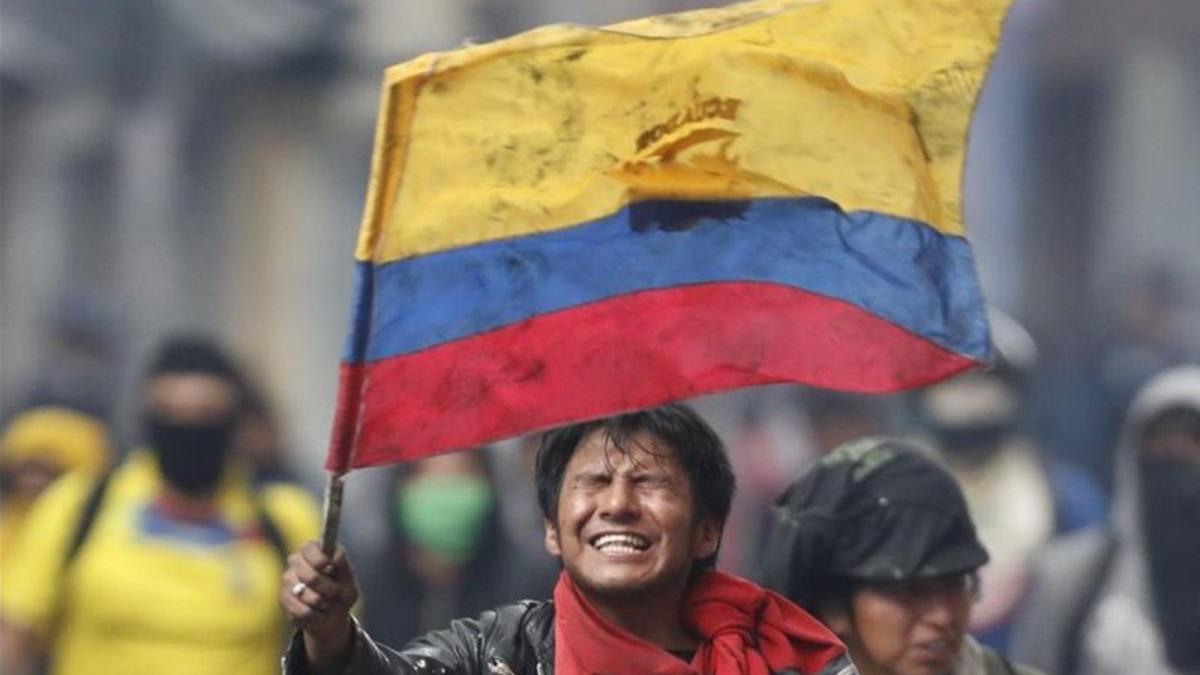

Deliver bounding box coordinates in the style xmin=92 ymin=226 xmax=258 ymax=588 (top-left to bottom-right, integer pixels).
xmin=395 ymin=473 xmax=493 ymax=564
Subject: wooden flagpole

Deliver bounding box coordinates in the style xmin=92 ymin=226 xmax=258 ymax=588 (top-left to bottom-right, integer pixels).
xmin=320 ymin=472 xmax=346 ymax=555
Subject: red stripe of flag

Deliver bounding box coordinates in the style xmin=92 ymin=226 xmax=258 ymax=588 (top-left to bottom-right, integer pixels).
xmin=328 ymin=282 xmax=973 ymax=471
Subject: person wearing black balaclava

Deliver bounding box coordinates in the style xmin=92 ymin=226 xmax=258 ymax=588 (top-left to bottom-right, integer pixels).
xmin=0 ymin=336 xmax=320 ymax=675
xmin=1010 ymin=365 xmax=1200 ymax=675
xmin=141 ymin=339 xmax=246 ymax=498
xmin=911 ymin=309 xmax=1106 ymax=651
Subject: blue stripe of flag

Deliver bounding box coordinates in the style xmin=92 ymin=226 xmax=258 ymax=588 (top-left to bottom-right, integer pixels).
xmin=345 ymin=196 xmax=989 ymax=364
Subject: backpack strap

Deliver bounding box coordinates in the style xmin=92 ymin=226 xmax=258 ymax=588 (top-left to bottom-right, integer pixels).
xmin=62 ymin=470 xmax=115 ymax=569
xmin=251 ymin=493 xmax=291 ymax=567
xmin=64 ymin=469 xmax=290 ymax=569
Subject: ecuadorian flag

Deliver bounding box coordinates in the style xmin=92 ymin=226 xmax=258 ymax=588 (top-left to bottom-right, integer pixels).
xmin=329 ymin=0 xmax=1009 ymax=471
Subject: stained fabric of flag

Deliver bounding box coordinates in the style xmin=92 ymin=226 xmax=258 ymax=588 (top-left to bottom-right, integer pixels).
xmin=329 ymin=0 xmax=1010 ymax=472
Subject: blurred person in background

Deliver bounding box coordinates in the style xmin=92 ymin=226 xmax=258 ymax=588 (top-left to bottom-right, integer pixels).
xmin=722 ymin=388 xmax=896 ymax=575
xmin=0 ymin=336 xmax=320 ymax=675
xmin=0 ymin=406 xmax=112 ymax=575
xmin=357 ymin=448 xmax=555 ymax=646
xmin=909 ymin=309 xmax=1106 ymax=649
xmin=491 ymin=433 xmax=565 ymax=590
xmin=19 ymin=297 xmax=124 ymax=423
xmin=234 ymin=381 xmax=302 ymax=486
xmin=1090 ymin=271 xmax=1200 ymax=485
xmin=761 ymin=437 xmax=1043 ymax=675
xmin=1009 ymin=365 xmax=1200 ymax=675
xmin=800 ymin=389 xmax=895 ymax=457
xmin=721 ymin=403 xmax=797 ymax=575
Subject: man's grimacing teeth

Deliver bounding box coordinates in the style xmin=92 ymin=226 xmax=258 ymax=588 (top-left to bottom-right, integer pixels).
xmin=917 ymin=639 xmax=955 ymax=656
xmin=592 ymin=533 xmax=650 ymax=552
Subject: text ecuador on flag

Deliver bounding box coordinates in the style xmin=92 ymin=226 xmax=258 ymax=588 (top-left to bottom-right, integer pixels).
xmin=328 ymin=0 xmax=1009 ymax=471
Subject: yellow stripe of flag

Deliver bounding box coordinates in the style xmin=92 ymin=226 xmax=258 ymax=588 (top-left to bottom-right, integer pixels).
xmin=356 ymin=0 xmax=1010 ymax=264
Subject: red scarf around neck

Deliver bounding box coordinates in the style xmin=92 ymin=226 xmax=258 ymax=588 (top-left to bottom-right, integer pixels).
xmin=553 ymin=570 xmax=846 ymax=674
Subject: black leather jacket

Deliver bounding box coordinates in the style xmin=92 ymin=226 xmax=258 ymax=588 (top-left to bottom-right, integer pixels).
xmin=283 ymin=600 xmax=857 ymax=675
xmin=285 ymin=600 xmax=554 ymax=675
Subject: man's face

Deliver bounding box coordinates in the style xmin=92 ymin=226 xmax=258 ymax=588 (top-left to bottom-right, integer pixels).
xmin=544 ymin=429 xmax=719 ymax=600
xmin=145 ymin=373 xmax=238 ymax=424
xmin=828 ymin=576 xmax=972 ymax=675
xmin=1141 ymin=427 xmax=1200 ymax=464
xmin=5 ymin=458 xmax=62 ymax=501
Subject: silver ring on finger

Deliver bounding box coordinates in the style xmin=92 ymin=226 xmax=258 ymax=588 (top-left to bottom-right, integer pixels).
xmin=291 ymin=581 xmax=308 ymax=598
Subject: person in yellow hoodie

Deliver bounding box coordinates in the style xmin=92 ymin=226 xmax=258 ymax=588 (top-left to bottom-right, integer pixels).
xmin=0 ymin=336 xmax=319 ymax=675
xmin=0 ymin=406 xmax=112 ymax=575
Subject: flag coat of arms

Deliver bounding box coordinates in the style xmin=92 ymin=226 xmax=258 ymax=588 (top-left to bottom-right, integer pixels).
xmin=329 ymin=0 xmax=1009 ymax=471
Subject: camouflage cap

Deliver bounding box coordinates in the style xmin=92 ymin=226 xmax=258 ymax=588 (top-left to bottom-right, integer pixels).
xmin=760 ymin=437 xmax=989 ymax=606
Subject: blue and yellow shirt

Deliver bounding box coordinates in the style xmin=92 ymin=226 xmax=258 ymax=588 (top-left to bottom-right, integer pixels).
xmin=0 ymin=451 xmax=318 ymax=675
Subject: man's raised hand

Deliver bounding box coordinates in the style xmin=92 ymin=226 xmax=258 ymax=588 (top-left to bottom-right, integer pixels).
xmin=281 ymin=541 xmax=359 ymax=668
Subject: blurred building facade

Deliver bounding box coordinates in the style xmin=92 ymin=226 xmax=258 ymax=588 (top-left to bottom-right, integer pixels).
xmin=2 ymin=0 xmax=1199 ymax=497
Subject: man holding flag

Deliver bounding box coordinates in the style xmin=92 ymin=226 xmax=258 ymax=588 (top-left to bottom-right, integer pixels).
xmin=283 ymin=404 xmax=854 ymax=674
xmin=281 ymin=0 xmax=1010 ymax=671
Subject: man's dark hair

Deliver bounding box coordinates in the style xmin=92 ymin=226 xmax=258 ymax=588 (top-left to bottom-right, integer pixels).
xmin=144 ymin=335 xmax=247 ymax=404
xmin=807 ymin=572 xmax=979 ymax=632
xmin=534 ymin=403 xmax=735 ymax=571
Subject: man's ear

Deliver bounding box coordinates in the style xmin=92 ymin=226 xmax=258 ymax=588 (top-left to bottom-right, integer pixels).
xmin=544 ymin=518 xmax=561 ymax=556
xmin=693 ymin=517 xmax=721 ymax=560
